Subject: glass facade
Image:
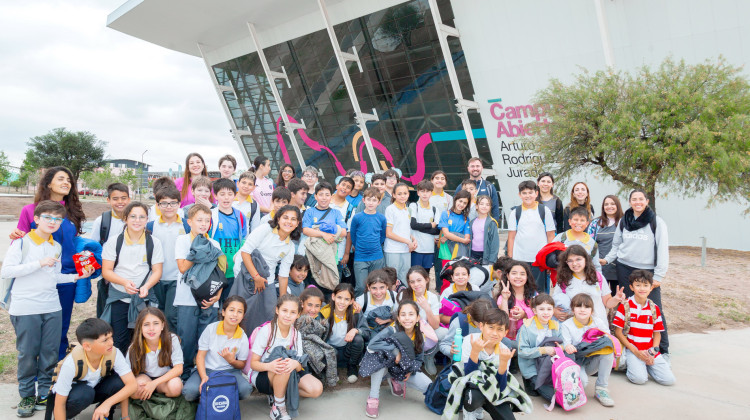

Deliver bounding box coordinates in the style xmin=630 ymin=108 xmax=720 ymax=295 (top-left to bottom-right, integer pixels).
xmin=212 ymin=0 xmax=489 ymax=188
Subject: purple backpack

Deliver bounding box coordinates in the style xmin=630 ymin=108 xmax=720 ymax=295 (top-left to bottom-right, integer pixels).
xmin=545 ymin=346 xmax=587 ymax=411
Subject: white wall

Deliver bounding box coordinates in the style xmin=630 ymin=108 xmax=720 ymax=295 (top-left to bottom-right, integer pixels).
xmin=451 ymin=0 xmax=750 ymax=250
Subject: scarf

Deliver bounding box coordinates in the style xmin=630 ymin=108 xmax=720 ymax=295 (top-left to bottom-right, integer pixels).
xmin=621 ymin=207 xmax=654 ymax=232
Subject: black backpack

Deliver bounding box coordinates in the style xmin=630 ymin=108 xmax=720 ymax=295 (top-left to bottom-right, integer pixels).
xmin=99 ymin=211 xmax=112 ymax=245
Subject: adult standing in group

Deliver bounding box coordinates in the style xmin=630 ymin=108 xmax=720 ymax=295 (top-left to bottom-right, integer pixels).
xmin=455 ymin=157 xmax=500 ymax=220
xmin=588 ymin=195 xmax=624 ymax=293
xmin=10 ymin=166 xmax=86 ymax=359
xmin=302 ymin=166 xmax=319 ymax=208
xmin=275 ymin=163 xmax=296 ymax=189
xmin=562 ymin=181 xmax=595 ymax=231
xmin=602 ymin=189 xmax=670 ymax=355
xmin=174 ymin=153 xmax=208 ymax=208
xmin=536 ymin=172 xmax=565 ymax=233
xmin=251 ymin=156 xmax=274 ymax=215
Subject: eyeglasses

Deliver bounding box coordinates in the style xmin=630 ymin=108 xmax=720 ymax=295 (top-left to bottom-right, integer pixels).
xmin=158 ymin=202 xmax=179 ymax=208
xmin=128 ymin=215 xmax=148 ymax=221
xmin=39 ymin=215 xmax=64 ymax=225
xmin=302 ymin=173 xmax=316 ymax=178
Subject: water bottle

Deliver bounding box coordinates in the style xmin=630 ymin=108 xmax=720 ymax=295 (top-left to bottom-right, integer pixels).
xmin=453 ymin=328 xmax=463 ymax=362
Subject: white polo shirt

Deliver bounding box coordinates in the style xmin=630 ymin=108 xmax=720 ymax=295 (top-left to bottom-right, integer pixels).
xmin=430 ymin=192 xmax=453 ymax=215
xmin=236 ymin=223 xmax=294 ymax=285
xmin=150 ymin=216 xmax=186 ymax=281
xmin=52 ymin=348 xmax=131 ymax=397
xmin=89 ymin=213 xmax=125 ymax=243
xmin=127 ymin=333 xmax=183 ymax=378
xmin=198 ymin=321 xmax=249 ymax=371
xmin=232 ymin=196 xmax=262 ymax=232
xmin=173 ymin=233 xmax=222 ymax=307
xmin=507 ymin=203 xmax=555 ymax=262
xmin=250 ymin=323 xmax=303 ymax=384
xmin=102 ymin=231 xmax=165 ymax=303
xmin=408 ymin=202 xmax=439 ymax=253
xmin=355 ymin=291 xmax=396 ymax=315
xmin=384 ymin=203 xmax=411 ymax=254
xmin=561 ymin=316 xmax=611 ymax=347
xmin=327 ymin=315 xmax=349 ymax=347
xmin=148 ymin=204 xmax=184 ymax=222
xmin=396 ymin=290 xmax=440 ymax=320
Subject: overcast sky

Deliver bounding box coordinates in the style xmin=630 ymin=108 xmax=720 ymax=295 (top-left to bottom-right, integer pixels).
xmin=0 ymin=0 xmax=242 ymax=173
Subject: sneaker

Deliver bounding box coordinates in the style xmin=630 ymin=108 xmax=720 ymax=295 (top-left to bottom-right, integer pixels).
xmin=365 ymin=397 xmax=379 ymax=418
xmin=463 ymin=408 xmax=479 ymax=420
xmin=17 ymin=396 xmax=35 ymax=418
xmin=267 ymin=394 xmax=274 ymax=407
xmin=389 ymin=378 xmax=405 ymax=398
xmin=34 ymin=395 xmax=48 ymax=411
xmin=595 ymin=387 xmax=615 ymax=407
xmin=522 ymin=378 xmax=539 ymax=397
xmin=423 ymin=353 xmax=437 ymax=375
xmin=270 ymin=404 xmax=292 ymax=420
xmin=347 ymin=367 xmax=358 ymax=383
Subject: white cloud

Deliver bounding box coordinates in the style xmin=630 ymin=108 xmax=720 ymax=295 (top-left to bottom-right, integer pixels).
xmin=0 ymin=0 xmax=243 ymax=172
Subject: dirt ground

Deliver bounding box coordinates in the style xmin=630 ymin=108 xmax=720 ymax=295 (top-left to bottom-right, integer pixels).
xmin=0 ymin=196 xmax=748 ymax=383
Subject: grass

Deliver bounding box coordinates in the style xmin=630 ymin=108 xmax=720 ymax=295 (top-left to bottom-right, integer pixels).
xmin=0 ymin=354 xmax=16 ymax=375
xmin=696 ymin=313 xmax=717 ymax=326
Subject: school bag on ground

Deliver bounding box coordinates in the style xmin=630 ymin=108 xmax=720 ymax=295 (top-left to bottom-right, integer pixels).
xmin=196 ymin=371 xmax=240 ymax=420
xmin=423 ymin=363 xmax=455 ymax=414
xmin=545 ymin=346 xmax=586 ymax=412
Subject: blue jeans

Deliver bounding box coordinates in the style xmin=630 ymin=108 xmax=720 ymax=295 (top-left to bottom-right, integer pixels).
xmin=57 ymin=283 xmax=76 ymax=360
xmin=154 ymin=280 xmax=178 ymax=332
xmin=176 ymin=305 xmax=218 ymax=378
xmin=353 ymin=258 xmax=385 ymax=297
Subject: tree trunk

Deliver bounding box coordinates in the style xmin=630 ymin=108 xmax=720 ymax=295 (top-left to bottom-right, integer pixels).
xmin=646 ymin=183 xmax=657 ymax=214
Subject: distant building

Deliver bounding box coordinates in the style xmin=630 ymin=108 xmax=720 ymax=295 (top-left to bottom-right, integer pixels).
xmin=105 ymin=159 xmax=150 ymax=192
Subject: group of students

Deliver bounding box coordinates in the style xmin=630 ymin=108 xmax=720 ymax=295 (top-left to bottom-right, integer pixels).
xmin=2 ymin=153 xmax=673 ymax=420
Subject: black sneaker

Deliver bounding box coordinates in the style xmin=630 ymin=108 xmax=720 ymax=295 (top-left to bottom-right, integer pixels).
xmin=17 ymin=396 xmax=35 ymax=418
xmin=34 ymin=395 xmax=48 ymax=411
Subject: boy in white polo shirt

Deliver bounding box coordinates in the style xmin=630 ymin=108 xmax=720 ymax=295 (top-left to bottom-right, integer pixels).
xmin=147 ymin=186 xmax=185 ymax=332
xmin=1 ymin=201 xmax=92 ymax=417
xmin=507 ymin=180 xmax=555 ymax=293
xmin=409 ymin=180 xmax=440 ymax=273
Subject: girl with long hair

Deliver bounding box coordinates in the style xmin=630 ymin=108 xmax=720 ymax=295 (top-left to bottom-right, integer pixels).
xmin=562 ymin=181 xmax=594 ymax=231
xmin=384 ymin=183 xmax=417 ymax=285
xmin=251 ymin=155 xmax=275 ymax=215
xmin=276 ymin=164 xmax=296 ymax=189
xmin=320 ymin=284 xmax=367 ymax=383
xmin=587 ymin=195 xmax=624 ymax=291
xmin=494 ymin=261 xmax=537 ymax=345
xmin=536 ymin=172 xmax=564 ymax=233
xmin=174 ymin=153 xmax=208 ymax=208
xmin=437 ymin=189 xmax=472 ymax=268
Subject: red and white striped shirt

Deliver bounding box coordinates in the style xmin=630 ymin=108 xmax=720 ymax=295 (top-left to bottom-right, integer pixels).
xmin=612 ymin=297 xmax=664 ymax=350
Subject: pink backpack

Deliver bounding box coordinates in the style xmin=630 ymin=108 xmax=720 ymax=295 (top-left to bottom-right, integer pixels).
xmin=545 ymin=346 xmax=587 ymax=411
xmin=242 ymin=321 xmax=297 ymax=376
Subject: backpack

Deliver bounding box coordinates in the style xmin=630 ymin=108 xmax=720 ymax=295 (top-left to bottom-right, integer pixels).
xmin=546 ymin=346 xmax=587 ymax=411
xmin=360 ymin=290 xmax=396 ymax=313
xmin=438 ymin=257 xmax=490 ymax=292
xmin=621 ymin=298 xmax=658 ymax=336
xmin=558 ymin=231 xmax=598 ymax=262
xmin=196 ymin=371 xmax=240 ymax=420
xmin=113 ymin=232 xmax=154 ymax=270
xmin=423 ymin=363 xmax=454 ymax=414
xmin=0 ymin=236 xmax=34 ymax=311
xmin=344 ymin=202 xmax=355 ymax=223
xmin=99 ymin=210 xmax=112 ymax=245
xmin=242 ymin=321 xmax=297 ymax=376
xmin=514 ymin=204 xmax=547 ymax=230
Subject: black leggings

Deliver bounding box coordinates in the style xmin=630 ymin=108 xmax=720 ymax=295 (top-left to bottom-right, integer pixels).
xmin=463 ymin=387 xmax=515 ymax=420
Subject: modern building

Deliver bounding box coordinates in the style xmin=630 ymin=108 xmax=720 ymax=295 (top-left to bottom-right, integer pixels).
xmin=107 ymin=0 xmax=750 ymax=250
xmin=106 ymin=158 xmax=150 ymax=191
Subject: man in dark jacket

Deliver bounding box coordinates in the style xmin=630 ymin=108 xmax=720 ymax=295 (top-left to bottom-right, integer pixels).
xmin=455 ymin=157 xmax=500 ymax=220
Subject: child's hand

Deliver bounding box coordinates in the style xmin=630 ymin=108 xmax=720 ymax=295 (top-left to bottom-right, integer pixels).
xmin=416 ymin=296 xmax=431 ymax=311
xmin=75 ymin=266 xmax=95 ymax=280
xmin=451 ymin=343 xmax=460 ymax=355
xmin=553 ymin=307 xmax=570 ymax=321
xmin=563 ymin=344 xmax=577 ymax=354
xmin=124 ymin=281 xmax=139 ymax=295
xmin=201 ymin=291 xmax=222 ymax=310
xmin=498 ymin=347 xmax=515 ymax=362
xmin=341 ymin=253 xmax=349 ymax=265
xmin=39 ymin=257 xmax=58 ymax=268
xmin=394 ymin=349 xmax=402 ymax=364
xmin=322 ymin=232 xmax=336 ymax=244
xmin=652 ymin=280 xmax=661 ymax=290
xmin=199 ymin=375 xmax=209 ymax=394
xmin=344 ymin=329 xmax=358 ymax=343
xmin=613 ymin=286 xmax=626 ymax=302
xmin=500 ymin=281 xmax=511 ymax=302
xmin=544 ymin=346 xmax=556 ymax=356
xmin=283 ymin=358 xmax=301 ymax=374
xmin=138 ymin=285 xmax=150 ymax=299
xmin=352 ymin=301 xmax=361 ymax=313
xmin=9 ymin=229 xmax=25 ymax=240
xmin=470 ymin=335 xmax=488 ymax=354
xmin=141 ymin=380 xmax=158 ymax=400
xmin=267 ymin=358 xmax=286 ymax=375
xmin=253 ymin=276 xmax=267 ymax=293
xmin=218 ymin=347 xmax=237 ymax=363
xmin=92 ymin=402 xmax=111 ymax=420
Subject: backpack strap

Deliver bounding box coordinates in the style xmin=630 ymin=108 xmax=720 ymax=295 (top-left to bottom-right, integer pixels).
xmin=182 ymin=217 xmax=191 ymax=234
xmin=458 ymin=312 xmax=469 ymax=334
xmin=514 ymin=206 xmax=522 ymax=225
xmin=69 ymin=345 xmax=89 ymax=381
xmin=538 ymin=205 xmax=546 ymax=229
xmin=345 ymin=203 xmax=355 ymax=223
xmin=146 ymin=221 xmax=154 ymax=234
xmin=145 ymin=233 xmax=154 ymax=269
xmin=113 ymin=233 xmax=125 ymax=269
xmin=361 ymin=292 xmax=369 ymax=313
xmin=99 ymin=211 xmax=112 ymax=245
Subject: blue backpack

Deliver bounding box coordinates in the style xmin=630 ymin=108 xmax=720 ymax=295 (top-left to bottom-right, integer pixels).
xmin=423 ymin=363 xmax=455 ymax=414
xmin=196 ymin=371 xmax=240 ymax=420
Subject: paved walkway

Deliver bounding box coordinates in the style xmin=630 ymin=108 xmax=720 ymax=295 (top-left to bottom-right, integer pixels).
xmin=0 ymin=328 xmax=746 ymax=419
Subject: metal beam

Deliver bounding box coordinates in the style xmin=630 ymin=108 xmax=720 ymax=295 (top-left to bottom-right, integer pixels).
xmin=246 ymin=23 xmax=307 ymax=171
xmin=197 ymin=43 xmax=252 ymax=168
xmin=427 ymin=0 xmax=480 ymax=158
xmin=317 ymin=0 xmax=381 ymax=174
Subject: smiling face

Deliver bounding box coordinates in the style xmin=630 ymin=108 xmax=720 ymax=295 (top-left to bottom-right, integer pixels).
xmin=216 ymin=188 xmax=236 ymax=210
xmin=315 ymin=188 xmax=332 ymax=208
xmin=222 ymin=301 xmax=245 ymax=327
xmin=140 ymin=314 xmax=164 ymax=342
xmin=272 ymin=198 xmax=289 ymax=212
xmin=463 ymin=183 xmax=477 ymax=197
xmin=302 ymin=171 xmax=318 ymax=189
xmin=336 ymin=181 xmax=353 ymax=198
xmin=193 ymin=186 xmax=212 ymax=202
xmin=630 ymin=280 xmax=652 ymax=301
xmin=188 ymin=156 xmax=204 ymax=176
xmin=476 ymin=197 xmax=491 ymax=216
xmin=276 ymin=301 xmax=300 ymax=327
xmin=393 ymin=185 xmax=409 ymax=205
xmin=452 ymin=267 xmax=470 ymax=288
xmin=188 ymin=210 xmax=212 ymax=235
xmin=565 ymin=254 xmax=587 ymax=276
xmin=431 ymin=173 xmax=446 ymax=190
xmin=537 ymin=176 xmax=553 ymax=194
xmin=33 ymin=212 xmax=64 ymax=235
xmin=219 ymin=161 xmax=235 ymax=178
xmin=407 ymin=272 xmax=428 ymax=295
xmin=568 ymin=214 xmax=589 ymax=233
xmin=333 ymin=289 xmax=353 ymax=313
xmin=533 ymin=302 xmax=554 ymax=324
xmin=372 ymin=179 xmax=386 ymax=194
xmin=368 ymin=281 xmax=388 ymax=302
xmin=519 ymin=188 xmax=538 ymax=205
xmin=302 ymin=296 xmax=322 ymax=317
xmin=468 ymin=160 xmax=483 ymax=178
xmin=277 ymin=210 xmax=299 ymax=236
xmin=126 ymin=207 xmax=148 ymax=232
xmin=479 ymin=322 xmax=507 ymax=345
xmin=454 ymin=197 xmax=469 ymax=212
xmin=157 ymin=198 xmax=179 ymax=218
xmin=351 ymin=176 xmax=365 ymax=193
xmin=397 ymin=303 xmax=419 ymax=331
xmin=290 ymin=266 xmax=308 ymax=284
xmin=107 ymin=190 xmax=130 ymax=216
xmin=507 ymin=265 xmax=528 ymax=289
xmin=48 ymin=170 xmax=71 ymax=197
xmin=572 ymin=183 xmax=588 ymax=203
xmin=281 ymin=166 xmax=294 ymax=182
xmin=603 ymin=197 xmax=618 ymax=217
xmin=291 ymin=190 xmax=307 ymax=207
xmin=572 ymin=304 xmax=593 ymax=324
xmin=629 ymin=192 xmax=649 ymax=214
xmin=238 ymin=178 xmax=255 ymax=196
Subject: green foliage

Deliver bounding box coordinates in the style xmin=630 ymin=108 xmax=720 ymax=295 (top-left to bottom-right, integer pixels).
xmin=80 ymin=167 xmax=138 ymax=192
xmin=526 ymin=57 xmax=750 ymax=212
xmin=24 ymin=128 xmax=106 ymax=179
xmin=0 ymin=151 xmax=11 ymax=184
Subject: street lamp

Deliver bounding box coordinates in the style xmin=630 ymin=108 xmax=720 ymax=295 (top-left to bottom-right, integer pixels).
xmin=141 ymin=150 xmax=148 ymax=200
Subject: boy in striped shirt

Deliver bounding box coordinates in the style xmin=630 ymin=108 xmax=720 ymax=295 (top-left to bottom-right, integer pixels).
xmin=613 ymin=269 xmax=675 ymax=386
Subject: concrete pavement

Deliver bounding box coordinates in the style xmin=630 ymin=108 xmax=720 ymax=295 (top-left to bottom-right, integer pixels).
xmin=0 ymin=328 xmax=746 ymax=419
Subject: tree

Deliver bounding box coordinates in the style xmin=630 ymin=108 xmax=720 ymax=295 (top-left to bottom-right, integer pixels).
xmin=24 ymin=128 xmax=106 ymax=179
xmin=0 ymin=151 xmax=11 ymax=184
xmin=526 ymin=57 xmax=750 ymax=212
xmin=80 ymin=167 xmax=138 ymax=192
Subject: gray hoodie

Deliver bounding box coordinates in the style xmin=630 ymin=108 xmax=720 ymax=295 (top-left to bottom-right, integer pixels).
xmin=604 ymin=216 xmax=669 ymax=281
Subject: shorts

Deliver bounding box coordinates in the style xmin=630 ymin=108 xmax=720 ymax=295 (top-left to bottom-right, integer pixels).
xmin=254 ymin=370 xmax=311 ymax=395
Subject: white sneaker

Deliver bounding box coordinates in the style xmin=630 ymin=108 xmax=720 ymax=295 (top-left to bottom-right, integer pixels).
xmin=270 ymin=404 xmax=292 ymax=420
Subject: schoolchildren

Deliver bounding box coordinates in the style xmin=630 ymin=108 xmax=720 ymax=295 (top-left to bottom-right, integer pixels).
xmin=50 ymin=318 xmax=137 ymax=420
xmin=174 ymin=204 xmax=225 ymax=376
xmin=181 ymin=175 xmax=215 ymax=215
xmin=233 ymin=170 xmax=262 ymax=232
xmin=536 ymin=172 xmax=564 ymax=233
xmin=408 ymin=180 xmax=440 ymax=273
xmin=329 ymin=177 xmax=356 ymax=275
xmin=251 ymin=155 xmax=275 ymax=215
xmin=211 ymin=178 xmax=249 ymax=303
xmin=260 ymin=186 xmax=292 ymax=224
xmin=552 ymin=245 xmax=625 ymax=326
xmin=561 ymin=293 xmax=616 ymax=407
xmin=147 ymin=186 xmax=184 ymax=332
xmin=361 ymin=300 xmax=432 ymax=418
xmin=183 ymin=296 xmax=252 ymax=401
xmin=301 ymin=166 xmax=319 ymax=208
xmin=437 ymin=190 xmax=472 ymax=267
xmin=302 ymin=182 xmax=347 ymax=290
xmin=562 ymin=181 xmax=595 ymax=231
xmin=101 ymin=202 xmax=164 ymax=354
xmin=495 ymin=261 xmax=537 ymax=348
xmin=354 ymin=269 xmax=396 ymax=321
xmin=276 ymin=164 xmax=296 ymax=189
xmin=398 ymin=266 xmax=442 ymax=374
xmin=287 ymin=178 xmax=309 ymax=211
xmin=350 ymin=187 xmax=387 ymax=296
xmin=554 ymin=206 xmax=603 ymax=272
xmin=460 ymin=179 xmax=478 ymax=220
xmin=384 ymin=183 xmax=417 ymax=285
xmin=438 ymin=298 xmax=493 ymax=357
xmin=2 ymin=201 xmax=92 ymax=417
xmin=320 ymin=284 xmax=367 ymax=383
xmin=300 ymin=286 xmax=325 ymax=318
xmin=127 ymin=308 xmax=183 ymax=402
xmin=506 ymin=180 xmax=555 ymax=293
xmin=356 ymin=174 xmax=390 ymax=215
xmin=469 ymin=195 xmax=500 ymax=264
xmin=296 ymin=287 xmax=339 ymax=387
xmin=517 ymin=293 xmax=561 ymax=399
xmin=383 ymin=169 xmax=399 ymax=197
xmin=287 ymin=255 xmax=310 ymax=296
xmin=439 ymin=260 xmax=474 ymax=325
xmin=148 ymin=177 xmax=184 ymax=222
xmin=175 ymin=152 xmax=209 ymax=208
xmin=250 ymin=295 xmax=324 ymax=420
xmin=346 ymin=170 xmax=366 ymax=208
xmin=429 ymin=170 xmax=453 ymax=215
xmin=613 ymin=270 xmax=675 ymax=386
xmin=218 ymin=154 xmax=237 ymax=180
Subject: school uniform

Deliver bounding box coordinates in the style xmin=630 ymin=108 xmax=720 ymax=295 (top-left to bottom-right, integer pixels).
xmin=126 ymin=333 xmax=184 ymax=378
xmin=350 ymin=212 xmax=387 ymax=297
xmin=553 ymin=230 xmax=603 ymax=273
xmin=147 ymin=204 xmax=185 ymax=223
xmin=174 ymin=233 xmax=222 ymax=376
xmin=250 ymin=323 xmax=305 ymax=394
xmin=51 ymin=348 xmax=131 ymax=419
xmin=90 ymin=211 xmax=125 ymax=319
xmin=507 ymin=203 xmax=555 ymax=293
xmin=384 ymin=203 xmax=412 ymax=285
xmin=561 ymin=317 xmax=614 ymax=389
xmin=237 ymin=223 xmax=294 ymax=286
xmin=1 ymin=231 xmax=77 ymax=399
xmin=150 ymin=215 xmax=186 ymax=332
xmin=552 ymin=274 xmax=611 ymax=326
xmin=183 ymin=322 xmax=251 ymax=401
xmin=355 ymin=291 xmax=396 ymax=316
xmin=102 ymin=231 xmax=165 ymax=354
xmin=210 ymin=207 xmax=247 ymax=304
xmin=329 ymin=198 xmax=355 ymax=265
xmin=460 ymin=333 xmax=513 ymax=419
xmin=233 ymin=195 xmax=262 ymax=232
xmin=320 ymin=307 xmax=365 ymax=374
xmin=437 ymin=211 xmax=471 ymax=264
xmin=517 ymin=317 xmax=562 ymax=401
xmin=408 ymin=201 xmax=440 ymax=271
xmin=365 ymin=326 xmax=432 ymax=399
